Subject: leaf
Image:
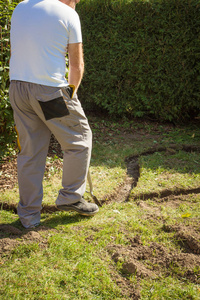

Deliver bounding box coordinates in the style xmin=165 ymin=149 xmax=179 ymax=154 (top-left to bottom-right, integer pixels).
xmin=181 ymin=213 xmax=191 ymax=218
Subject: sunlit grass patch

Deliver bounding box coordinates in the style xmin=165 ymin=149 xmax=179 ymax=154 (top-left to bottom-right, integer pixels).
xmin=130 ymin=151 xmax=200 ymax=197
xmin=0 ymin=119 xmax=200 ymax=299
xmin=0 ymin=187 xmax=19 ymax=205
xmin=139 ymin=277 xmax=199 ymax=300
xmin=86 ymin=165 xmax=126 ymax=199
xmin=0 ymin=229 xmax=123 ymax=300
xmin=0 ymin=210 xmax=19 ymax=225
xmin=131 ymin=168 xmax=200 ymax=195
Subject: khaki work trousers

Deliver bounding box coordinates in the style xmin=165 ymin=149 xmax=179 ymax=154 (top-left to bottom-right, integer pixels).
xmin=9 ymin=80 xmax=92 ymax=228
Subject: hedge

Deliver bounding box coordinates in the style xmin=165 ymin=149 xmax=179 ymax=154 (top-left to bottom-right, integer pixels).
xmin=77 ymin=0 xmax=200 ymax=121
xmin=0 ymin=0 xmax=200 ymax=155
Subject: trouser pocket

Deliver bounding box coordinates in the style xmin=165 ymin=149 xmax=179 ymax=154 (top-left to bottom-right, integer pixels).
xmin=37 ymin=88 xmax=71 ymax=121
xmin=38 ymin=96 xmax=69 ymax=121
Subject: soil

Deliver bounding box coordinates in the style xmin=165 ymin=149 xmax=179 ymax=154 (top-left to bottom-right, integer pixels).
xmin=108 ymin=229 xmax=200 ymax=281
xmin=0 ymin=124 xmax=200 ymax=299
xmin=0 ymin=224 xmax=56 ymax=256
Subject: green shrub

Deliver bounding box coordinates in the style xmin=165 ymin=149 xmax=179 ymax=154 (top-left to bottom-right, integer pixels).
xmin=77 ymin=0 xmax=200 ymax=121
xmin=0 ymin=0 xmax=19 ymax=157
xmin=0 ymin=0 xmax=200 ymax=157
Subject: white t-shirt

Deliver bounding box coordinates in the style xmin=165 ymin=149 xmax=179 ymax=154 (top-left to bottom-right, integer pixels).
xmin=9 ymin=0 xmax=82 ymax=87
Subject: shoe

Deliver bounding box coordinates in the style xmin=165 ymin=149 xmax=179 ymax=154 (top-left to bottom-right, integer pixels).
xmin=56 ymin=198 xmax=99 ymax=216
xmin=25 ymin=222 xmax=40 ymax=230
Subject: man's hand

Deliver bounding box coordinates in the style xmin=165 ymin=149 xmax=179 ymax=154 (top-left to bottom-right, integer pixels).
xmin=68 ymin=42 xmax=84 ymax=92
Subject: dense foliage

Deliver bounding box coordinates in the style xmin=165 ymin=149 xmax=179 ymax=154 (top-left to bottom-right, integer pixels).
xmin=0 ymin=0 xmax=199 ymax=156
xmin=0 ymin=0 xmax=18 ymax=155
xmin=77 ymin=0 xmax=200 ymax=121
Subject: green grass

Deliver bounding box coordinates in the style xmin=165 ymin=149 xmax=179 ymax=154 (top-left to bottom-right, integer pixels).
xmin=1 ymin=234 xmax=122 ymax=299
xmin=140 ymin=277 xmax=199 ymax=300
xmin=1 ymin=198 xmax=199 ymax=299
xmin=0 ymin=117 xmax=200 ymax=299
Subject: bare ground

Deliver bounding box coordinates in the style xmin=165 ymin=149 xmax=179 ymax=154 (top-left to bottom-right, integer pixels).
xmin=0 ymin=130 xmax=200 ymax=299
xmin=0 ymin=216 xmax=199 ymax=299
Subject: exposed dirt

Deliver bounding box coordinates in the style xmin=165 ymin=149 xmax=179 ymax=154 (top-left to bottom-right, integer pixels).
xmin=0 ymin=135 xmax=62 ymax=191
xmin=106 ymin=199 xmax=200 ymax=298
xmin=108 ymin=232 xmax=200 ymax=282
xmin=0 ymin=224 xmax=56 ymax=257
xmin=162 ymin=224 xmax=200 ymax=254
xmin=1 ymin=126 xmax=200 ymax=299
xmin=0 ymin=157 xmax=17 ymax=191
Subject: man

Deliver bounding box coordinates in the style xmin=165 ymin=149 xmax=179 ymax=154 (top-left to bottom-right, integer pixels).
xmin=9 ymin=0 xmax=99 ymax=229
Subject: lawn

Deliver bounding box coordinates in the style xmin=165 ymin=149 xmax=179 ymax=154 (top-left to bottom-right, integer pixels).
xmin=0 ymin=116 xmax=200 ymax=299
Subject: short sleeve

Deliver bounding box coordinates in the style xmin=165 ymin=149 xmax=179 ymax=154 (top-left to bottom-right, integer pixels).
xmin=68 ymin=11 xmax=82 ymax=44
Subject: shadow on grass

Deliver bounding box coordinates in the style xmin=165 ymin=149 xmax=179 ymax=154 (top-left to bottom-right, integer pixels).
xmin=41 ymin=211 xmax=92 ymax=228
xmin=0 ymin=211 xmax=89 ymax=240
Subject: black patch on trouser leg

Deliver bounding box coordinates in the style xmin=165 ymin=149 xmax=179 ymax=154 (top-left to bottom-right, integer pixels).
xmin=39 ymin=96 xmax=69 ymax=121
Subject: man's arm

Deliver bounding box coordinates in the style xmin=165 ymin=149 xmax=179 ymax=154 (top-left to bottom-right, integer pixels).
xmin=67 ymin=42 xmax=84 ymax=92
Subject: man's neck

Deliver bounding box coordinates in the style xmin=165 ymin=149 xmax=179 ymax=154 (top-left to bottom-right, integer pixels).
xmin=59 ymin=0 xmax=76 ymax=9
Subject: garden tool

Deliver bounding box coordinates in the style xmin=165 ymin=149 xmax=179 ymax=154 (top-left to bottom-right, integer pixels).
xmin=87 ymin=170 xmax=102 ymax=207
